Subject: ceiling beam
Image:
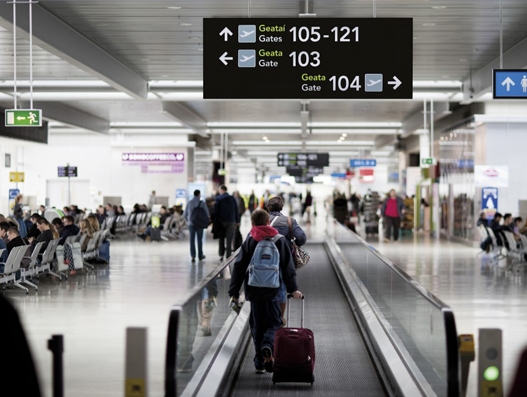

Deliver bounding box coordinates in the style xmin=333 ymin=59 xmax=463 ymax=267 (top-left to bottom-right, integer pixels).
xmin=161 ymin=102 xmax=208 ymax=138
xmin=462 ymin=35 xmax=527 ymax=102
xmin=24 ymin=102 xmax=109 ymax=134
xmin=401 ymin=102 xmax=450 ymax=138
xmin=0 ymin=3 xmax=148 ymax=100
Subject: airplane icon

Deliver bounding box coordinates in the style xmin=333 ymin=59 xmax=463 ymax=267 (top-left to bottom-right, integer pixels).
xmin=240 ymin=54 xmax=255 ymax=62
xmin=238 ymin=50 xmax=256 ymax=67
xmin=367 ymin=79 xmax=382 ymax=87
xmin=240 ymin=30 xmax=255 ymax=38
xmin=238 ymin=24 xmax=257 ymax=43
xmin=364 ymin=74 xmax=383 ymax=92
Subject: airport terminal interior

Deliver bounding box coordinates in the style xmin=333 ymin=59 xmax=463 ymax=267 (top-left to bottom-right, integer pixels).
xmin=1 ymin=0 xmax=527 ymax=396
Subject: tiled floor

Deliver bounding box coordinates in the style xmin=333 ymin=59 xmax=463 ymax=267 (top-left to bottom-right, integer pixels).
xmin=8 ymin=211 xmax=523 ymax=396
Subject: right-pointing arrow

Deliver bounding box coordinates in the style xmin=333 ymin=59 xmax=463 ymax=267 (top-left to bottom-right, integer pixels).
xmin=219 ymin=52 xmax=233 ymax=66
xmin=388 ymin=76 xmax=402 ymax=90
xmin=501 ymin=77 xmax=515 ymax=92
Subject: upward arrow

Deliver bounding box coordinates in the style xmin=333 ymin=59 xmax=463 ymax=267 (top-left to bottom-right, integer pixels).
xmin=501 ymin=77 xmax=515 ymax=92
xmin=219 ymin=27 xmax=233 ymax=41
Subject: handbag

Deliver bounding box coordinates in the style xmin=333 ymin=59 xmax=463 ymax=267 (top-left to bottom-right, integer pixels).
xmin=191 ymin=201 xmax=210 ymax=229
xmin=286 ymin=217 xmax=310 ymax=270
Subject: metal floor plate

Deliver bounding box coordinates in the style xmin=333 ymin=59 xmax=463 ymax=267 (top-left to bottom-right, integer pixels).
xmin=230 ymin=243 xmax=386 ymax=397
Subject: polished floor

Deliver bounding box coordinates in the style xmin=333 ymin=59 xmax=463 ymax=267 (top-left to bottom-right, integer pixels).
xmin=6 ymin=211 xmax=526 ymax=396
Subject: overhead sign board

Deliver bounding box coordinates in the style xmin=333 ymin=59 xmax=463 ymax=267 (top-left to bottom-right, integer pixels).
xmin=5 ymin=109 xmax=42 ymax=127
xmin=474 ymin=165 xmax=509 ymax=188
xmin=58 ymin=166 xmax=78 ymax=177
xmin=278 ymin=153 xmax=329 ymax=167
xmin=350 ymin=159 xmax=376 ymax=168
xmin=9 ymin=172 xmax=24 ymax=182
xmin=204 ymin=18 xmax=413 ymax=99
xmin=493 ymin=70 xmax=527 ymax=99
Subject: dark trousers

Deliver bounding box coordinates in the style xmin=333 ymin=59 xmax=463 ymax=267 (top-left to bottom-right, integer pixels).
xmin=249 ymin=299 xmax=282 ymax=369
xmin=188 ymin=225 xmax=204 ymax=259
xmin=218 ymin=222 xmax=236 ymax=259
xmin=384 ymin=216 xmax=401 ymax=241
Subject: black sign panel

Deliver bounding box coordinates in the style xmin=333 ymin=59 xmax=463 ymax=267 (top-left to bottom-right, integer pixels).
xmin=58 ymin=166 xmax=78 ymax=177
xmin=204 ymin=18 xmax=413 ymax=99
xmin=286 ymin=165 xmax=324 ymax=177
xmin=278 ymin=153 xmax=329 ymax=167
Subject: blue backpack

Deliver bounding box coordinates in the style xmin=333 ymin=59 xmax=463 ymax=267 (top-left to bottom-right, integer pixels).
xmin=248 ymin=235 xmax=283 ymax=289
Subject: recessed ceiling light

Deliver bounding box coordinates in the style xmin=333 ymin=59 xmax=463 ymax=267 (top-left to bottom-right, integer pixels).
xmin=342 ymin=133 xmax=347 ymax=137
xmin=198 ymin=48 xmax=204 ymax=51
xmin=459 ymin=58 xmax=468 ymax=62
xmin=422 ymin=23 xmax=436 ymax=26
xmin=141 ymin=58 xmax=150 ymax=61
xmin=432 ymin=6 xmax=447 ymax=9
xmin=413 ymin=37 xmax=420 ymax=40
xmin=167 ymin=6 xmax=182 ymax=9
xmin=180 ymin=22 xmax=192 ymax=26
xmin=189 ymin=36 xmax=201 ymax=40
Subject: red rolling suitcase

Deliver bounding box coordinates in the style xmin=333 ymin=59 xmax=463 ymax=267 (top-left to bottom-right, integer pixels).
xmin=272 ymin=295 xmax=315 ymax=385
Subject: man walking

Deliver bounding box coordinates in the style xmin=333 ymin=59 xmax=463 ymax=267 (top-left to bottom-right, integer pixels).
xmin=214 ymin=185 xmax=239 ymax=261
xmin=184 ymin=190 xmax=210 ymax=262
xmin=229 ymin=209 xmax=302 ymax=373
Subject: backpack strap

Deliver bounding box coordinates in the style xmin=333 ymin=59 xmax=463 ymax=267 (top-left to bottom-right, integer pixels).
xmin=270 ymin=216 xmax=280 ymax=227
xmin=271 ymin=234 xmax=284 ymax=243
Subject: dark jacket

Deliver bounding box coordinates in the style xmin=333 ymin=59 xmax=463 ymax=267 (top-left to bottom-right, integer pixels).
xmin=269 ymin=212 xmax=307 ymax=246
xmin=214 ymin=193 xmax=239 ymax=223
xmin=477 ymin=218 xmax=488 ymax=227
xmin=26 ymin=223 xmax=41 ymax=240
xmin=7 ymin=236 xmax=25 ymax=254
xmin=59 ymin=224 xmax=80 ymax=246
xmin=381 ymin=196 xmax=405 ymax=218
xmin=333 ymin=197 xmax=348 ymax=224
xmin=32 ymin=229 xmax=53 ymax=257
xmin=0 ymin=295 xmax=42 ymax=396
xmin=229 ymin=234 xmax=298 ymax=302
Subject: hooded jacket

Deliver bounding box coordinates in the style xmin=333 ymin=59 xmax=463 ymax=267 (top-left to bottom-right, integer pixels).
xmin=229 ymin=225 xmax=298 ymax=301
xmin=269 ymin=212 xmax=307 ymax=246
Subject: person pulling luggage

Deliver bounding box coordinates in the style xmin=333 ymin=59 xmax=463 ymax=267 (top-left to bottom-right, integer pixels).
xmin=229 ymin=209 xmax=302 ymax=374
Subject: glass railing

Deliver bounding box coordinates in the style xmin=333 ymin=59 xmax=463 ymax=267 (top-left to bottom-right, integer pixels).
xmin=331 ymin=222 xmax=459 ymax=397
xmin=165 ymin=253 xmax=238 ymax=397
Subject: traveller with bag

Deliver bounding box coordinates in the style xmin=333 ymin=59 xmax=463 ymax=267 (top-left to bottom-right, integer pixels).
xmin=229 ymin=209 xmax=302 ymax=374
xmin=184 ymin=189 xmax=210 ymax=262
xmin=267 ymin=196 xmax=309 ymax=327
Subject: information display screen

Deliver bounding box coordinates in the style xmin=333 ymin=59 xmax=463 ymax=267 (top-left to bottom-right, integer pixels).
xmin=58 ymin=166 xmax=78 ymax=177
xmin=204 ymin=18 xmax=413 ymax=99
xmin=278 ymin=152 xmax=329 ymax=167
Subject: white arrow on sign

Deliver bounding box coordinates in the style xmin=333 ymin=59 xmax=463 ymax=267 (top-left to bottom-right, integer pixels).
xmin=219 ymin=27 xmax=233 ymax=41
xmin=17 ymin=116 xmax=26 ymax=120
xmin=388 ymin=76 xmax=402 ymax=90
xmin=219 ymin=52 xmax=233 ymax=66
xmin=501 ymin=77 xmax=515 ymax=92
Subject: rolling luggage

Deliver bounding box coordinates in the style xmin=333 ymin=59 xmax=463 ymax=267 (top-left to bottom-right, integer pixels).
xmin=272 ymin=295 xmax=315 ymax=385
xmin=98 ymin=240 xmax=110 ymax=263
xmin=150 ymin=227 xmax=161 ymax=241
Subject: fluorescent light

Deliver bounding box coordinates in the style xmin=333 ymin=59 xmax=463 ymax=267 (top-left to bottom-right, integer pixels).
xmin=208 ymin=122 xmax=301 ymax=128
xmin=16 ymin=92 xmax=159 ymax=101
xmin=109 ymin=128 xmax=193 ymax=134
xmin=313 ymin=129 xmax=399 ymax=134
xmin=306 ymin=141 xmax=375 ymax=146
xmin=413 ymin=80 xmax=462 ymax=88
xmin=149 ymin=80 xmax=203 ymax=87
xmin=232 ymin=141 xmax=302 ymax=146
xmin=309 ymin=122 xmax=402 ymax=128
xmin=0 ymin=80 xmax=111 ymax=88
xmin=212 ymin=128 xmax=301 ymax=134
xmin=111 ymin=122 xmax=183 ymax=128
xmin=370 ymin=151 xmax=392 ymax=156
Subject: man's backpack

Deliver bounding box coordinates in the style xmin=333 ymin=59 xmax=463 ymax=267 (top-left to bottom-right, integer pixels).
xmin=248 ymin=235 xmax=283 ymax=289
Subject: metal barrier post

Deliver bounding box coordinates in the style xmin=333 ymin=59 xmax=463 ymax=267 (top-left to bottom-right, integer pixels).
xmin=459 ymin=334 xmax=475 ymax=397
xmin=478 ymin=328 xmax=503 ymax=397
xmin=125 ymin=327 xmax=148 ymax=397
xmin=47 ymin=334 xmax=64 ymax=397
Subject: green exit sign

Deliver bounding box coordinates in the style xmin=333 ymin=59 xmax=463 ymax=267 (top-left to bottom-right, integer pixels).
xmin=5 ymin=109 xmax=42 ymax=127
xmin=421 ymin=157 xmax=436 ymax=165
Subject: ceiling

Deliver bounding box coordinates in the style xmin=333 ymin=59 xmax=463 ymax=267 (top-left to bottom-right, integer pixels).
xmin=0 ymin=0 xmax=526 ymax=173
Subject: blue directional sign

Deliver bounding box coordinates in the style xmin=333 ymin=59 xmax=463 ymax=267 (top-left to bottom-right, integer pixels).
xmin=8 ymin=188 xmax=19 ymax=200
xmin=493 ymin=70 xmax=527 ymax=99
xmin=350 ymin=159 xmax=377 ymax=168
xmin=331 ymin=172 xmax=347 ymax=178
xmin=482 ymin=187 xmax=498 ymax=220
xmin=175 ymin=189 xmax=187 ymax=199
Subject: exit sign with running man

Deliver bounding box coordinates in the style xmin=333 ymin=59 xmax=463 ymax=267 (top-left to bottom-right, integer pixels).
xmin=4 ymin=109 xmax=42 ymax=127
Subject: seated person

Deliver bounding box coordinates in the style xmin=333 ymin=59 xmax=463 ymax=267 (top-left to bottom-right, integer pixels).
xmin=28 ymin=218 xmax=58 ymax=260
xmin=26 ymin=214 xmax=42 ymax=243
xmin=476 ymin=211 xmax=488 ymax=227
xmin=7 ymin=227 xmax=26 ymax=254
xmin=86 ymin=214 xmax=100 ymax=232
xmin=79 ymin=219 xmax=94 ymax=252
xmin=0 ymin=222 xmax=11 ymax=247
xmin=52 ymin=218 xmax=64 ymax=235
xmin=59 ymin=216 xmax=80 ymax=246
xmin=138 ymin=206 xmax=169 ymax=240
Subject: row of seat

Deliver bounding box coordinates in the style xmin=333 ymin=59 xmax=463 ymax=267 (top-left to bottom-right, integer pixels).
xmin=477 ymin=224 xmax=527 ymax=269
xmin=101 ymin=212 xmax=187 ymax=240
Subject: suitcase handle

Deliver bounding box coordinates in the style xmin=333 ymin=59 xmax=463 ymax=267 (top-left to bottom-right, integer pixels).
xmin=286 ymin=294 xmax=305 ymax=328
